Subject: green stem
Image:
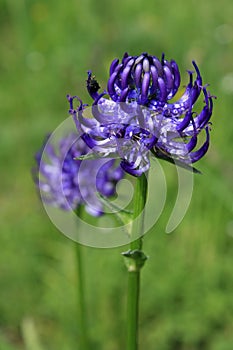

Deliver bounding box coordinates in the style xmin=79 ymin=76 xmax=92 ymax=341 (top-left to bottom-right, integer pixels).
xmin=131 ymin=173 xmax=148 ymax=249
xmin=75 ymin=208 xmax=89 ymax=350
xmin=127 ymin=268 xmax=140 ymax=350
xmin=123 ymin=174 xmax=148 ymax=350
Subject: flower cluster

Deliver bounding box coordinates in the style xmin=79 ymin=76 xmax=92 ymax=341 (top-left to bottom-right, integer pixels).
xmin=33 ymin=133 xmax=124 ymax=216
xmin=68 ymin=52 xmax=214 ymax=177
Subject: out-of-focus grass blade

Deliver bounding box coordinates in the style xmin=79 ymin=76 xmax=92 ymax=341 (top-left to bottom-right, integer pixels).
xmin=21 ymin=317 xmax=44 ymax=350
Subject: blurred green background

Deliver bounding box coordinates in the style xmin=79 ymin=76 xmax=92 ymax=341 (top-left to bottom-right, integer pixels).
xmin=1 ymin=0 xmax=233 ymax=349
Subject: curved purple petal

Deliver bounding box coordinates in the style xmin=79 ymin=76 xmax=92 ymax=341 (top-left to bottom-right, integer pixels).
xmin=141 ymin=72 xmax=150 ymax=104
xmin=171 ymin=60 xmax=181 ymax=93
xmin=109 ymin=58 xmax=119 ymax=75
xmin=189 ymin=127 xmax=210 ymax=163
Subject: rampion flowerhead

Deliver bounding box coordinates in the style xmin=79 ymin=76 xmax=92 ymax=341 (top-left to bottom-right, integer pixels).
xmin=33 ymin=133 xmax=124 ymax=216
xmin=68 ymin=52 xmax=214 ymax=177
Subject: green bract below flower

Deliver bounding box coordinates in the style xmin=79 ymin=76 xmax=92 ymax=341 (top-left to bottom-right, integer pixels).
xmin=68 ymin=52 xmax=215 ymax=177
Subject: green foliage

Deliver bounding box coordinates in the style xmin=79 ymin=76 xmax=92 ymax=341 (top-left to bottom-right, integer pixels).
xmin=0 ymin=0 xmax=233 ymax=349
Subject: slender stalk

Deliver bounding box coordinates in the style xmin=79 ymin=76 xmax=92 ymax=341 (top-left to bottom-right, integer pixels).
xmin=124 ymin=174 xmax=148 ymax=350
xmin=75 ymin=207 xmax=89 ymax=350
xmin=131 ymin=173 xmax=148 ymax=249
xmin=126 ymin=267 xmax=140 ymax=350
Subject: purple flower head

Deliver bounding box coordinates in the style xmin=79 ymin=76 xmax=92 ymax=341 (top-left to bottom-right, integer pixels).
xmin=68 ymin=52 xmax=215 ymax=177
xmin=107 ymin=52 xmax=182 ymax=106
xmin=33 ymin=133 xmax=124 ymax=216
